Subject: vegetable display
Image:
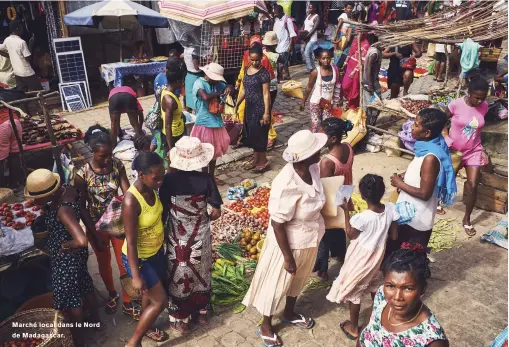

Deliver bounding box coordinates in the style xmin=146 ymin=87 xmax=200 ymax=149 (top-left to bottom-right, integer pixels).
xmin=429 ymin=218 xmax=461 ymax=252
xmin=400 ymin=100 xmax=432 ymax=115
xmin=0 ymin=200 xmax=42 ymax=231
xmin=211 ymin=259 xmax=250 ymax=305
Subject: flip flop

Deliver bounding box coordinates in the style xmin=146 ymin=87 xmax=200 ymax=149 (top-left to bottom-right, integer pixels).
xmin=256 ymin=327 xmax=282 ymax=347
xmin=145 ymin=328 xmax=169 ymax=342
xmin=340 ymin=321 xmax=359 ymax=341
xmin=105 ymin=294 xmax=119 ymax=315
xmin=436 ymin=206 xmax=447 ymax=215
xmin=122 ymin=303 xmax=140 ymax=321
xmin=464 ymin=224 xmax=476 ymax=236
xmin=282 ymin=314 xmax=315 ymax=329
xmin=253 ymin=162 xmax=270 ymax=174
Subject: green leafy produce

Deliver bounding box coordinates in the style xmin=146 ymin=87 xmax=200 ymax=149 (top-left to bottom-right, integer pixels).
xmin=429 ymin=218 xmax=461 ymax=252
xmin=217 ymin=243 xmax=243 ymax=262
xmin=211 ymin=262 xmax=251 ymax=306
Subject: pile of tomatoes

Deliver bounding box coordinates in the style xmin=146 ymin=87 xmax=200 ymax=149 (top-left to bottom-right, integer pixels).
xmin=0 ymin=200 xmax=41 ymax=230
xmin=2 ymin=338 xmax=44 ymax=347
xmin=244 ymin=187 xmax=270 ymax=209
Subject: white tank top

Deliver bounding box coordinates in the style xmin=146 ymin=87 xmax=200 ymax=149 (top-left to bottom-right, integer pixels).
xmin=304 ymin=14 xmax=319 ymax=42
xmin=310 ymin=66 xmax=336 ymax=104
xmin=397 ymin=154 xmax=440 ymax=231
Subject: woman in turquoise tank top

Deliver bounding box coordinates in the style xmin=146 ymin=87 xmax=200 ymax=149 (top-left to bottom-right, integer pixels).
xmin=122 ymin=152 xmax=169 ymax=346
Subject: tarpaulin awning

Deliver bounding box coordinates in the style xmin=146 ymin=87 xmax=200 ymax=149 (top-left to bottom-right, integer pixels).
xmin=158 ymin=0 xmax=267 ymax=26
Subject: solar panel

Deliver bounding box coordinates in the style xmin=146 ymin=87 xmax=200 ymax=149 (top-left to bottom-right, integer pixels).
xmin=52 ymin=37 xmax=91 ymax=108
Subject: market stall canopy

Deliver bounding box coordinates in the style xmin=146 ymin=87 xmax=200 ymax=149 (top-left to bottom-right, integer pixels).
xmin=63 ymin=0 xmax=169 ymax=61
xmin=158 ymin=0 xmax=267 ymax=26
xmin=63 ymin=0 xmax=169 ymax=28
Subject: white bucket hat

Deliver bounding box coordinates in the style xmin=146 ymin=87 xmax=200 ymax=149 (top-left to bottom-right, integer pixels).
xmin=283 ymin=130 xmax=327 ymax=163
xmin=169 ymin=136 xmax=215 ymax=171
xmin=262 ymin=31 xmax=279 ymax=46
xmin=199 ymin=63 xmax=226 ymax=82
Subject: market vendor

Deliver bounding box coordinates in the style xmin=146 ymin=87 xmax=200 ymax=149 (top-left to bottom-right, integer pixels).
xmin=108 ymin=81 xmax=144 ymax=147
xmin=25 ymin=169 xmax=106 ymax=346
xmin=0 ymin=108 xmax=22 ymax=189
xmin=159 ymin=136 xmax=222 ymax=333
xmin=384 ymin=42 xmax=422 ymax=98
xmin=0 ymin=20 xmax=42 ymax=92
xmin=242 ymin=130 xmax=327 ymax=347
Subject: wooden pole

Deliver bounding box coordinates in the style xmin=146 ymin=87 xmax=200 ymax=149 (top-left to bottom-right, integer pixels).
xmin=58 ymin=0 xmax=68 ymax=38
xmin=358 ymin=33 xmax=364 ymax=110
xmin=5 ymin=108 xmax=27 ymax=180
xmin=38 ymin=92 xmax=64 ymax=182
xmin=444 ymin=44 xmax=450 ymax=86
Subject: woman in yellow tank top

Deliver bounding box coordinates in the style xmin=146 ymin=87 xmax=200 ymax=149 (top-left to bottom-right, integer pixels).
xmin=121 ymin=152 xmax=169 ymax=346
xmin=161 ymin=57 xmax=186 ymax=170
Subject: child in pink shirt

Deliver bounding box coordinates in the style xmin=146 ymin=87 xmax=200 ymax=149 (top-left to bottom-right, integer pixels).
xmin=444 ymin=78 xmax=490 ymax=236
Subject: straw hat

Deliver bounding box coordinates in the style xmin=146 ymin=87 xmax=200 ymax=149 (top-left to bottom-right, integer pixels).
xmin=169 ymin=136 xmax=214 ymax=171
xmin=199 ymin=63 xmax=226 ymax=82
xmin=24 ymin=169 xmax=61 ymax=199
xmin=262 ymin=31 xmax=279 ymax=46
xmin=283 ymin=130 xmax=327 ymax=163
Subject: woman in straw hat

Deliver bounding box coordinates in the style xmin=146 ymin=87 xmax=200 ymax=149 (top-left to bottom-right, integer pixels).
xmin=159 ymin=136 xmax=223 ymax=333
xmin=121 ymin=152 xmax=169 ymax=346
xmin=25 ymin=169 xmax=105 ymax=346
xmin=190 ymin=62 xmax=232 ymax=182
xmin=242 ymin=130 xmax=327 ymax=347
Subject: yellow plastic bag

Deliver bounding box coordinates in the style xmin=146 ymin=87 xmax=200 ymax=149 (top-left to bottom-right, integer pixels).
xmin=342 ymin=108 xmax=367 ymax=147
xmin=282 ymin=80 xmax=303 ymax=99
xmin=223 ymin=95 xmax=236 ymax=117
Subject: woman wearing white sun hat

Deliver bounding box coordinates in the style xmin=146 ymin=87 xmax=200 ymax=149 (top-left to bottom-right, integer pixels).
xmin=190 ymin=63 xmax=233 ymax=183
xmin=159 ymin=136 xmax=223 ymax=333
xmin=242 ymin=130 xmax=327 ymax=347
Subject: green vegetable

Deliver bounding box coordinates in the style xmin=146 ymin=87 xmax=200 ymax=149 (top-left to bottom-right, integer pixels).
xmin=232 ymin=304 xmax=246 ymax=314
xmin=217 ymin=243 xmax=243 ymax=262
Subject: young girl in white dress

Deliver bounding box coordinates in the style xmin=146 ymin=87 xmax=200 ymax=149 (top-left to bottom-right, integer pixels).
xmin=326 ymin=174 xmax=399 ymax=340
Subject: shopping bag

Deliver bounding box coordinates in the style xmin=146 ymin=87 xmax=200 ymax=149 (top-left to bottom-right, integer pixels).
xmin=223 ymin=95 xmax=236 ymax=117
xmin=282 ymin=80 xmax=303 ymax=99
xmin=223 ymin=112 xmax=243 ymax=146
xmin=95 ymin=196 xmax=125 ymax=239
xmin=342 ymin=108 xmax=367 ymax=147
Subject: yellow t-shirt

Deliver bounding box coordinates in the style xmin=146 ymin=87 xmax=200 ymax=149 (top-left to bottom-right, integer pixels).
xmin=161 ymin=89 xmax=184 ymax=137
xmin=122 ymin=185 xmax=164 ymax=259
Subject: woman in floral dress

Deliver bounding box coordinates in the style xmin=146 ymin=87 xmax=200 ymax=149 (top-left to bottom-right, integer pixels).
xmin=358 ymin=243 xmax=449 ymax=347
xmin=236 ymin=45 xmax=272 ymax=173
xmin=159 ymin=136 xmax=222 ymax=333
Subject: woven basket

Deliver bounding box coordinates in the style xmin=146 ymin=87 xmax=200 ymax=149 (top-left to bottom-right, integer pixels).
xmin=0 ymin=308 xmax=74 ymax=346
xmin=120 ymin=274 xmax=141 ymax=301
xmin=0 ymin=188 xmax=13 ymax=204
xmin=480 ymin=47 xmax=502 ymax=62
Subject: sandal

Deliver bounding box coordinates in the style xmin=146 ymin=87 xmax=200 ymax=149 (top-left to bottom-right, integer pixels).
xmin=196 ymin=309 xmax=210 ymax=326
xmin=144 ymin=328 xmax=169 ymax=342
xmin=436 ymin=206 xmax=447 ymax=215
xmin=122 ymin=303 xmax=140 ymax=321
xmin=464 ymin=224 xmax=476 ymax=237
xmin=340 ymin=321 xmax=359 ymax=340
xmin=170 ymin=321 xmax=190 ymax=334
xmin=282 ymin=314 xmax=315 ymax=329
xmin=105 ymin=294 xmax=119 ymax=315
xmin=253 ymin=162 xmax=270 ymax=174
xmin=256 ymin=327 xmax=282 ymax=347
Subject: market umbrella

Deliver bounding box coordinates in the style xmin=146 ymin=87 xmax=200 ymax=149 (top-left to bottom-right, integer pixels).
xmin=63 ymin=0 xmax=169 ymax=61
xmin=158 ymin=0 xmax=267 ymax=26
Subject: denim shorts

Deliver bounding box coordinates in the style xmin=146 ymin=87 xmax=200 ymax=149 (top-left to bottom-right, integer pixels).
xmin=121 ymin=248 xmax=165 ymax=289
